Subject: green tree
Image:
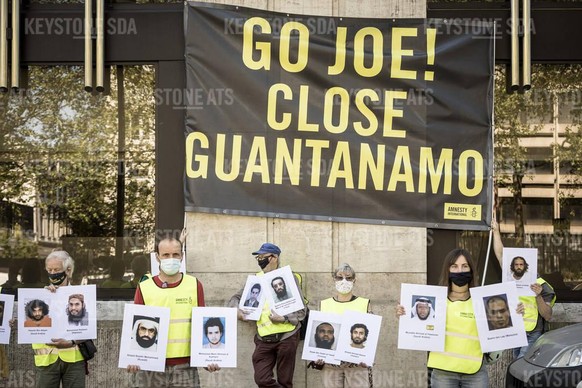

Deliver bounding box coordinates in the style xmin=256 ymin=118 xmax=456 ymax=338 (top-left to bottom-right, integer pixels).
xmin=0 ymin=65 xmax=155 ymax=276
xmin=494 ymin=66 xmax=547 ymax=245
xmin=495 ymin=64 xmax=582 ymax=242
xmin=0 ymin=227 xmax=38 ymax=260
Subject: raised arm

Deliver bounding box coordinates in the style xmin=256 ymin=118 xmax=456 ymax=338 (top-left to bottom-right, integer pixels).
xmin=491 ymin=216 xmax=503 ymax=266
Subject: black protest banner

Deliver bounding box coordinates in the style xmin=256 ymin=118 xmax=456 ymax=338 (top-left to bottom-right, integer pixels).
xmin=184 ymin=2 xmax=494 ymax=230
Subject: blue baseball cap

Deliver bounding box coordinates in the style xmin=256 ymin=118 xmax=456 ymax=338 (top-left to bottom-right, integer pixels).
xmin=252 ymin=243 xmax=281 ymax=256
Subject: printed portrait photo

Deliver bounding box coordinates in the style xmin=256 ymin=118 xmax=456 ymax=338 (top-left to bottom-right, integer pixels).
xmin=67 ymin=294 xmax=89 ymax=326
xmin=501 ymin=248 xmax=538 ymax=297
xmin=483 ymin=294 xmax=513 ymax=331
xmin=243 ymin=283 xmax=262 ymax=308
xmin=270 ymin=276 xmax=293 ymax=303
xmin=0 ymin=294 xmax=14 ymax=344
xmin=508 ymin=256 xmax=531 ymax=283
xmin=24 ymin=299 xmax=52 ymax=328
xmin=410 ymin=295 xmax=436 ymax=324
xmin=309 ymin=321 xmax=340 ymax=351
xmin=348 ymin=323 xmax=369 ymax=350
xmin=131 ymin=315 xmax=160 ymax=352
xmin=398 ymin=284 xmax=447 ymax=352
xmin=202 ymin=317 xmax=226 ymax=349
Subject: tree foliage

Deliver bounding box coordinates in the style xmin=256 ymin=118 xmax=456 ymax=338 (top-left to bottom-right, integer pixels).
xmin=494 ymin=64 xmax=582 ymax=241
xmin=0 ymin=227 xmax=38 ymax=260
xmin=0 ymin=66 xmax=155 ymax=263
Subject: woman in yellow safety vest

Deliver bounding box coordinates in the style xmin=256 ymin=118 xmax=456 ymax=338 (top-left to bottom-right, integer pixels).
xmin=397 ymin=248 xmax=488 ymax=388
xmin=311 ymin=263 xmax=373 ymax=388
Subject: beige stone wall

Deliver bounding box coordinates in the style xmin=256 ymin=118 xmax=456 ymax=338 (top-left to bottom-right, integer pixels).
xmin=187 ymin=214 xmax=427 ymax=388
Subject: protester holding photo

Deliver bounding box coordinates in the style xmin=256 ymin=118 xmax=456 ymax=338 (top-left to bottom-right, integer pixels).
xmin=312 ymin=263 xmax=372 ymax=388
xmin=34 ymin=250 xmax=87 ymax=388
xmin=127 ymin=235 xmax=219 ymax=387
xmin=491 ymin=218 xmax=556 ymax=359
xmin=396 ymin=248 xmax=486 ymax=387
xmin=228 ymin=243 xmax=306 ymax=388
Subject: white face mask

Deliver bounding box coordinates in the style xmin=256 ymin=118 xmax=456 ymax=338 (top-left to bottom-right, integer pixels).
xmin=335 ymin=279 xmax=354 ymax=295
xmin=160 ymin=258 xmax=181 ymax=276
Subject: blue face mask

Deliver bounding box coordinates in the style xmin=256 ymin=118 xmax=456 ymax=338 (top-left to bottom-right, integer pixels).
xmin=449 ymin=272 xmax=472 ymax=287
xmin=160 ymin=258 xmax=181 ymax=276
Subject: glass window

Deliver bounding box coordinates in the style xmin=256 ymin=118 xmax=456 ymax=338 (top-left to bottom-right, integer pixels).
xmin=493 ymin=64 xmax=582 ymax=301
xmin=0 ymin=65 xmax=155 ymax=293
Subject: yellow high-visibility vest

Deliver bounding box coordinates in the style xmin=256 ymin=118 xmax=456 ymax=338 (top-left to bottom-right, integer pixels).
xmin=30 ymin=279 xmax=83 ymax=366
xmin=520 ymin=278 xmax=556 ymax=332
xmin=320 ymin=297 xmax=369 ymax=314
xmin=32 ymin=344 xmax=84 ymax=367
xmin=140 ymin=275 xmax=199 ymax=358
xmin=428 ymin=298 xmax=483 ymax=374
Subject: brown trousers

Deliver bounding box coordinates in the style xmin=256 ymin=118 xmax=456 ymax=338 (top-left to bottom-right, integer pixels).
xmin=252 ymin=331 xmax=300 ymax=388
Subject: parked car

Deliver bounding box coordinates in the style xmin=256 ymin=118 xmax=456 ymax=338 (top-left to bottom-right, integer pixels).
xmin=506 ymin=323 xmax=582 ymax=388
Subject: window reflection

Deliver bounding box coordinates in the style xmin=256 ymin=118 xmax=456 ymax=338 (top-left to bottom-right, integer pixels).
xmin=493 ymin=64 xmax=582 ymax=297
xmin=0 ymin=66 xmax=155 ymax=291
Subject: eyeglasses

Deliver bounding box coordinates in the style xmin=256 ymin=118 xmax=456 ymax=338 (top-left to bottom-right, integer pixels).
xmin=334 ymin=275 xmax=354 ymax=281
xmin=256 ymin=255 xmax=274 ymax=261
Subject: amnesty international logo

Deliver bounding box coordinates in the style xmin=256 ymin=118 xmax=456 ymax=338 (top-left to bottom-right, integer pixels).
xmin=443 ymin=203 xmax=481 ymax=221
xmin=175 ymin=297 xmax=193 ymax=305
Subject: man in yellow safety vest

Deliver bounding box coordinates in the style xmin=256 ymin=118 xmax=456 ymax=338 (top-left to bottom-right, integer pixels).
xmin=126 ymin=236 xmax=219 ymax=387
xmin=228 ymin=243 xmax=306 ymax=388
xmin=492 ymin=219 xmax=556 ymax=359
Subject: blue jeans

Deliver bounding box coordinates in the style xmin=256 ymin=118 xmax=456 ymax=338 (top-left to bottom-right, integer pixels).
xmin=431 ymin=364 xmax=488 ymax=388
xmin=513 ymin=330 xmax=543 ymax=359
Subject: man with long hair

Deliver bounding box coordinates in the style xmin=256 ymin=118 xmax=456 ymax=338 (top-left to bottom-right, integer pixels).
xmin=24 ymin=299 xmax=52 ymax=327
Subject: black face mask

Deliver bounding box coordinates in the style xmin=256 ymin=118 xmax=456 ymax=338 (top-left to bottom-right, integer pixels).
xmin=449 ymin=272 xmax=473 ymax=287
xmin=48 ymin=271 xmax=67 ymax=286
xmin=257 ymin=256 xmax=271 ymax=270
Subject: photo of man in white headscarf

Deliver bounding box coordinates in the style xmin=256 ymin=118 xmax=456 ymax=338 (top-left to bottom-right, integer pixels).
xmin=131 ymin=315 xmax=160 ymax=352
xmin=398 ymin=284 xmax=447 ymax=352
xmin=410 ymin=296 xmax=436 ymax=324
